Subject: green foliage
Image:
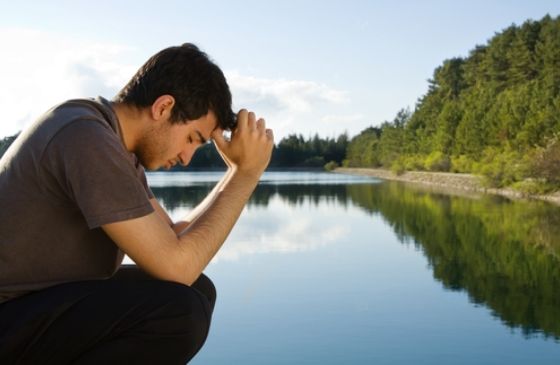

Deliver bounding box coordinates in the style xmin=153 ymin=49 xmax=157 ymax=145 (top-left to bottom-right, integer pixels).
xmin=390 ymin=158 xmax=405 ymax=175
xmin=402 ymin=154 xmax=425 ymax=171
xmin=528 ymin=134 xmax=560 ymax=185
xmin=451 ymin=155 xmax=476 ymax=173
xmin=510 ymin=179 xmax=553 ymax=195
xmin=476 ymin=148 xmax=529 ymax=188
xmin=300 ymin=156 xmax=325 ymax=168
xmin=345 ymin=127 xmax=381 ymax=167
xmin=324 ymin=160 xmax=339 ymax=171
xmin=271 ymin=133 xmax=349 ymax=169
xmin=424 ymin=151 xmax=451 ymax=172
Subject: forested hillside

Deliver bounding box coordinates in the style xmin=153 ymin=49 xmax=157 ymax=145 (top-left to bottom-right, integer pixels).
xmin=345 ymin=15 xmax=560 ymax=192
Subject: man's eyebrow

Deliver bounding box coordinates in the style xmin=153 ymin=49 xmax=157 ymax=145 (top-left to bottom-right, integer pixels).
xmin=196 ymin=130 xmax=208 ymax=144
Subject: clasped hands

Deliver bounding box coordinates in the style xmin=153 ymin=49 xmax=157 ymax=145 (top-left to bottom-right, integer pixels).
xmin=212 ymin=109 xmax=274 ymax=177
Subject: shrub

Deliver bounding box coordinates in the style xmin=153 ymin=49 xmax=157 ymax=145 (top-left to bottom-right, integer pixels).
xmin=424 ymin=151 xmax=451 ymax=172
xmin=403 ymin=154 xmax=425 ymax=171
xmin=529 ymin=135 xmax=560 ymax=186
xmin=324 ymin=161 xmax=339 ymax=171
xmin=451 ymin=155 xmax=475 ymax=173
xmin=300 ymin=156 xmax=326 ymax=168
xmin=476 ymin=148 xmax=528 ymax=188
xmin=511 ymin=179 xmax=554 ymax=195
xmin=391 ymin=159 xmax=406 ymax=175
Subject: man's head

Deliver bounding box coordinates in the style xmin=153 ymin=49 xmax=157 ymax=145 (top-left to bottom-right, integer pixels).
xmin=113 ymin=43 xmax=235 ymax=170
xmin=114 ymin=43 xmax=235 ymax=131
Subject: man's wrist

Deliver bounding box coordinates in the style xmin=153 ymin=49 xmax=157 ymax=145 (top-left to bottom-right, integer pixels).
xmin=229 ymin=166 xmax=264 ymax=183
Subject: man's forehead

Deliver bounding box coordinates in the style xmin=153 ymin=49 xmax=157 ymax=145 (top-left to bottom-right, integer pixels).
xmin=194 ymin=117 xmax=217 ymax=142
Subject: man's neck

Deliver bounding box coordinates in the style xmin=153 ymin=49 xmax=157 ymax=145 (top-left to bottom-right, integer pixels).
xmin=111 ymin=102 xmax=148 ymax=153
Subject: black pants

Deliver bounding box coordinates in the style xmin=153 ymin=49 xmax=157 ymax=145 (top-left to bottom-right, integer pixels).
xmin=0 ymin=265 xmax=216 ymax=365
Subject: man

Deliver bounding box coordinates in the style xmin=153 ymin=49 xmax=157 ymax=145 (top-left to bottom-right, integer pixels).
xmin=0 ymin=43 xmax=274 ymax=364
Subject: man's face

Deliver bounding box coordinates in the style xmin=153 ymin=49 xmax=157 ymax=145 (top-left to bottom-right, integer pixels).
xmin=136 ymin=110 xmax=218 ymax=170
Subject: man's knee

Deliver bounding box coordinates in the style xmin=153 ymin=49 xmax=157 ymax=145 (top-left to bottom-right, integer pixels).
xmin=140 ymin=280 xmax=214 ymax=361
xmin=191 ymin=273 xmax=217 ymax=313
xmin=155 ymin=280 xmax=213 ymax=333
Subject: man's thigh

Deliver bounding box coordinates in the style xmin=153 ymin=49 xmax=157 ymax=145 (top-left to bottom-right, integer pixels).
xmin=110 ymin=265 xmax=217 ymax=312
xmin=0 ymin=269 xmax=216 ymax=364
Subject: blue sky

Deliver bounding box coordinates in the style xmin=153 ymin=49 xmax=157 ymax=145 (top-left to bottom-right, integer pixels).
xmin=1 ymin=0 xmax=559 ymax=140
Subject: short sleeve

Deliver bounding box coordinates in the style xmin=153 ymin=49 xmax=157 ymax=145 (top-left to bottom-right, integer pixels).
xmin=42 ymin=119 xmax=154 ymax=228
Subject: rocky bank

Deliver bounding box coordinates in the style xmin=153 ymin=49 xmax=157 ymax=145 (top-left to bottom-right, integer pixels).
xmin=334 ymin=167 xmax=560 ymax=206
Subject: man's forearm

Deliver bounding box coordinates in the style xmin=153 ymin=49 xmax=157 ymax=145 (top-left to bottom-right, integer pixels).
xmin=172 ymin=168 xmax=235 ymax=235
xmin=177 ymin=170 xmax=260 ymax=284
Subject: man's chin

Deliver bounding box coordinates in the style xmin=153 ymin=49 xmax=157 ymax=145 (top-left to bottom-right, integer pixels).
xmin=138 ymin=159 xmax=162 ymax=171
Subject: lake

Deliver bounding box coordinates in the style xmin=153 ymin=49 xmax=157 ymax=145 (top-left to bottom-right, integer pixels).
xmin=141 ymin=171 xmax=560 ymax=364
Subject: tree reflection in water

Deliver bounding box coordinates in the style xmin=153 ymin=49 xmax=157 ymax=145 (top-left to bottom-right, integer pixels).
xmin=152 ymin=180 xmax=560 ymax=340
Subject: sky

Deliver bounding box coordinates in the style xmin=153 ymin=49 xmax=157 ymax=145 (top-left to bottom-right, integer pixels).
xmin=1 ymin=0 xmax=559 ymax=141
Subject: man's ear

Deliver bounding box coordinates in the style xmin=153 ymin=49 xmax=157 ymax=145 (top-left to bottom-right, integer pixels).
xmin=151 ymin=95 xmax=175 ymax=122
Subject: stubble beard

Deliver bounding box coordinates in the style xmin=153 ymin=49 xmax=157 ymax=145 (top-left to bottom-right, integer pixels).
xmin=135 ymin=124 xmax=170 ymax=170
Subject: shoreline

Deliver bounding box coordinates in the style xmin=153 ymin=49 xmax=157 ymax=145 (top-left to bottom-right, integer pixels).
xmin=334 ymin=167 xmax=560 ymax=206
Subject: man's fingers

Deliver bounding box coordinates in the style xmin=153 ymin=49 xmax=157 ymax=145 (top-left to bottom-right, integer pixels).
xmin=265 ymin=128 xmax=274 ymax=142
xmin=256 ymin=118 xmax=266 ymax=131
xmin=247 ymin=111 xmax=256 ymax=130
xmin=236 ymin=109 xmax=248 ymax=131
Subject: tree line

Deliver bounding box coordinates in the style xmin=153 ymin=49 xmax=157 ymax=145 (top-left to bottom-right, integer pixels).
xmin=0 ymin=131 xmax=349 ymax=170
xmin=184 ymin=132 xmax=349 ymax=170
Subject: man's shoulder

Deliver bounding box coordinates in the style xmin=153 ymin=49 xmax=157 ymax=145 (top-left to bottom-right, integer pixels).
xmin=0 ymin=97 xmax=128 ymax=178
xmin=46 ymin=97 xmax=118 ymax=134
xmin=25 ymin=98 xmax=120 ymax=154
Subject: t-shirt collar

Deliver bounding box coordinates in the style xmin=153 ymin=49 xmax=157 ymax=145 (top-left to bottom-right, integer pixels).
xmin=94 ymin=96 xmax=126 ymax=147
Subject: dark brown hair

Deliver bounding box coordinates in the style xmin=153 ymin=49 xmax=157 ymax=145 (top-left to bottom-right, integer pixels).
xmin=114 ymin=43 xmax=235 ymax=130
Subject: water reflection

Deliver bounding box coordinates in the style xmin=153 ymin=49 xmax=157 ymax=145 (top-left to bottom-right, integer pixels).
xmin=152 ymin=184 xmax=353 ymax=262
xmin=347 ymin=182 xmax=560 ymax=341
xmin=152 ymin=178 xmax=560 ymax=340
xmin=151 ymin=183 xmax=351 ymax=210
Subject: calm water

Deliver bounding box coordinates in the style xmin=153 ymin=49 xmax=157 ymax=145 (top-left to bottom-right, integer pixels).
xmin=142 ymin=171 xmax=560 ymax=364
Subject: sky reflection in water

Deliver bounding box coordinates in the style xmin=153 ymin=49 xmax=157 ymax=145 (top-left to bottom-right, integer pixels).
xmin=137 ymin=171 xmax=560 ymax=365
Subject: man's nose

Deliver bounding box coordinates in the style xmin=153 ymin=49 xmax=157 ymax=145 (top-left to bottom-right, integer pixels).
xmin=178 ymin=148 xmax=194 ymax=166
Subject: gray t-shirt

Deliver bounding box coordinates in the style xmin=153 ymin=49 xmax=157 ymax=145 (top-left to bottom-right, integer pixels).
xmin=0 ymin=97 xmax=155 ymax=304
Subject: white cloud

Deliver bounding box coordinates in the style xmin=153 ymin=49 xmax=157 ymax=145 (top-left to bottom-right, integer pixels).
xmin=211 ymin=218 xmax=348 ymax=263
xmin=0 ymin=27 xmax=355 ymax=140
xmin=0 ymin=27 xmax=135 ymax=137
xmin=204 ymin=195 xmax=351 ymax=263
xmin=227 ymin=71 xmax=348 ymax=113
xmin=226 ymin=71 xmax=353 ymax=140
